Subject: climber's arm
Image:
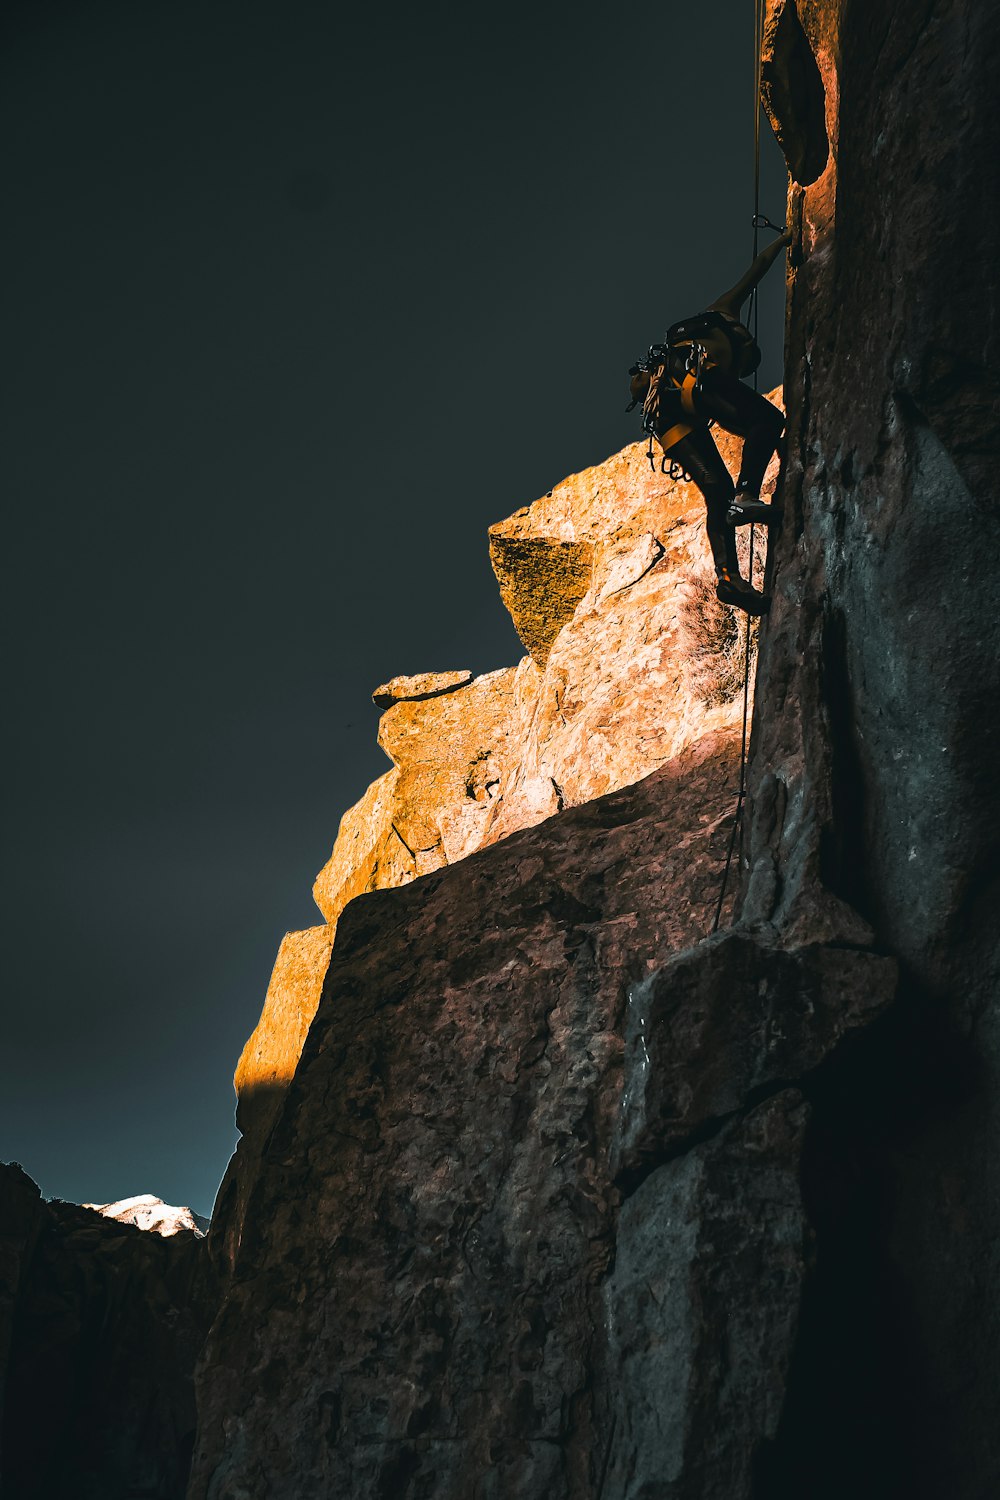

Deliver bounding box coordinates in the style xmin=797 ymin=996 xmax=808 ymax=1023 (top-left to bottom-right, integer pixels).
xmin=709 ymin=232 xmax=792 ymax=317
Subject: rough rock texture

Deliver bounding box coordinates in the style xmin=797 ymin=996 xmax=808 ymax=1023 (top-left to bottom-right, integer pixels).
xmin=477 ymin=439 xmax=774 ymax=847
xmin=322 ymin=420 xmax=780 ymax=910
xmin=613 ymin=933 xmax=896 ymax=1183
xmin=744 ymin=1 xmax=1000 ymax=1494
xmin=602 ymin=1092 xmax=809 ymax=1499
xmin=183 ymin=1 xmax=999 ymax=1494
xmin=205 ymin=724 xmax=748 ymax=1283
xmin=488 ymin=530 xmax=593 ymax=667
xmin=371 ymin=669 xmax=473 ymax=709
xmin=372 ymin=665 xmax=519 ymax=873
xmin=0 ymin=1162 xmax=217 ymax=1500
xmin=760 ymin=0 xmax=828 ymax=186
xmin=192 ymin=731 xmax=890 ymax=1499
xmin=210 ymin=924 xmax=336 ymax=1272
xmin=238 ymin=423 xmax=779 ymax=1129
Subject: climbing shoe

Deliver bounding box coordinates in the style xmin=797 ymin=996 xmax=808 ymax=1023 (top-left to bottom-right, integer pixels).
xmin=715 ymin=572 xmax=770 ymax=615
xmin=727 ymin=493 xmax=780 ymax=527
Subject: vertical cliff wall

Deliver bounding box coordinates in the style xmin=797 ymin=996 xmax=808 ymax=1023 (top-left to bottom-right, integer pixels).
xmin=742 ymin=0 xmax=1000 ymax=1492
xmin=186 ymin=1 xmax=999 ymax=1496
xmin=216 ymin=428 xmax=778 ymax=1276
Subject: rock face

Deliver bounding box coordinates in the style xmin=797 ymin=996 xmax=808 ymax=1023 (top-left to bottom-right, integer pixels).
xmin=235 ymin=422 xmax=779 ymax=1148
xmin=612 ymin=933 xmax=895 ymax=1184
xmin=0 ymin=1162 xmax=217 ymax=1500
xmin=14 ymin=0 xmax=974 ymax=1492
xmin=194 ymin=741 xmax=744 ymax=1497
xmin=216 ymin=413 xmax=781 ymax=1277
xmin=224 ymin=922 xmax=334 ymax=1262
xmin=371 ymin=669 xmax=474 ymax=709
xmin=191 ymin=733 xmax=898 ymax=1499
xmin=741 ymin=0 xmax=1000 ymax=1493
xmin=603 ymin=1091 xmax=809 ymax=1497
xmin=188 ymin=2 xmax=1000 ymax=1492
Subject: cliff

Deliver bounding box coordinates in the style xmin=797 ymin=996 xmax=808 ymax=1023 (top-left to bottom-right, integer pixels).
xmin=743 ymin=0 xmax=1000 ymax=1490
xmin=0 ymin=1163 xmax=217 ymax=1500
xmin=187 ymin=1 xmax=1000 ymax=1496
xmin=5 ymin=0 xmax=996 ymax=1494
xmin=215 ymin=426 xmax=777 ymax=1271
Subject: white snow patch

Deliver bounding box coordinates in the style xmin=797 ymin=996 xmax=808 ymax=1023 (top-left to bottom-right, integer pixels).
xmin=83 ymin=1193 xmax=209 ymax=1238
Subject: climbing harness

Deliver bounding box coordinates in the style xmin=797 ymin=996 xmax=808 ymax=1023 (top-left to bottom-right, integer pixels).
xmin=711 ymin=0 xmax=773 ymax=934
xmin=628 ymin=305 xmax=764 ymax=477
xmin=627 ymin=342 xmax=704 ymax=480
xmin=628 ymin=308 xmax=772 ymax=496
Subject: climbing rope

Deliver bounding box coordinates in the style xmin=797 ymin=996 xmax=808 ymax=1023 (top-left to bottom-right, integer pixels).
xmin=711 ymin=0 xmax=768 ymax=934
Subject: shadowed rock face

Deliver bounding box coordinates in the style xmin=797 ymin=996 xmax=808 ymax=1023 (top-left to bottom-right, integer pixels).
xmin=187 ymin=2 xmax=999 ymax=1495
xmin=603 ymin=1091 xmax=810 ymax=1498
xmin=0 ymin=1163 xmax=217 ymax=1500
xmin=191 ymin=735 xmax=899 ymax=1500
xmin=745 ymin=0 xmax=1000 ymax=1493
xmin=612 ymin=933 xmax=896 ymax=1185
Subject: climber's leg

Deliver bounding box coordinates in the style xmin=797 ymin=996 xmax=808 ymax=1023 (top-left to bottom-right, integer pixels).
xmin=667 ymin=428 xmax=769 ymax=615
xmin=667 ymin=428 xmax=736 ymax=572
xmin=693 ymin=371 xmax=784 ymax=524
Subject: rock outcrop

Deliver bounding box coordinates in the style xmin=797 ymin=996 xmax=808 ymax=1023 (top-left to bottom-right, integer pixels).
xmin=741 ymin=1 xmax=1000 ymax=1492
xmin=232 ymin=421 xmax=779 ymax=1175
xmin=12 ymin=0 xmax=995 ymax=1492
xmin=187 ymin=0 xmax=1000 ymax=1495
xmin=191 ymin=733 xmax=896 ymax=1498
xmin=0 ymin=1162 xmax=217 ymax=1500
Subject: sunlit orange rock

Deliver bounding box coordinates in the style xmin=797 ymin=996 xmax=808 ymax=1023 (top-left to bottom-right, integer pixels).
xmin=371 ymin=668 xmax=473 ymax=709
xmin=236 ymin=405 xmax=780 ymax=1108
xmin=479 ymin=424 xmax=779 ymax=843
xmin=233 ymin=925 xmax=332 ymax=1145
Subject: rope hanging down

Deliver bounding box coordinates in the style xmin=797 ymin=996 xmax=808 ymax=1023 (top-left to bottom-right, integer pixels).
xmin=711 ymin=0 xmax=768 ymax=934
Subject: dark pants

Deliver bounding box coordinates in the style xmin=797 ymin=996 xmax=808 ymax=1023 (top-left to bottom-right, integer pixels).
xmin=665 ymin=370 xmax=784 ymax=576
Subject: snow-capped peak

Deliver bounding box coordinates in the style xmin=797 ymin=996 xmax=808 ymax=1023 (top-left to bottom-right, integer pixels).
xmin=83 ymin=1193 xmax=209 ymax=1238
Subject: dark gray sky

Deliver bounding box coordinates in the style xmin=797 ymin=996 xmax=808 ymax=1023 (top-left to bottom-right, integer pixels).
xmin=2 ymin=0 xmax=787 ymax=1216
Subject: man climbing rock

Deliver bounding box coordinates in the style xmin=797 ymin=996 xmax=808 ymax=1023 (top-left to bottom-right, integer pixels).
xmin=628 ymin=230 xmax=791 ymax=614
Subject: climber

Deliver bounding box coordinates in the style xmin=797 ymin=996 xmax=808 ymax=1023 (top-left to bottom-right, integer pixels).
xmin=628 ymin=230 xmax=791 ymax=615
